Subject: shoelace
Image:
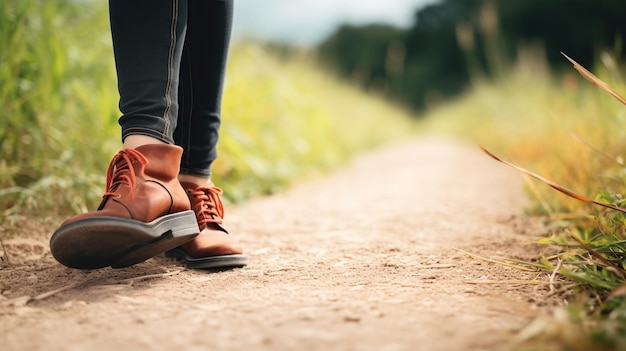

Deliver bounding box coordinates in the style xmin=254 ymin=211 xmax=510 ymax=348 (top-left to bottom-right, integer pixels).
xmin=189 ymin=186 xmax=225 ymax=226
xmin=102 ymin=148 xmax=148 ymax=202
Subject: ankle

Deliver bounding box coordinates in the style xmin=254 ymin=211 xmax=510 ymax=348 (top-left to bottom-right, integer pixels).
xmin=178 ymin=174 xmax=214 ymax=187
xmin=123 ymin=135 xmax=167 ymax=149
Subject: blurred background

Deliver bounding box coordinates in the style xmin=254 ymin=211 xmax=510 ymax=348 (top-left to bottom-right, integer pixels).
xmin=236 ymin=0 xmax=626 ymax=110
xmin=2 ymin=0 xmax=626 ymax=214
xmin=232 ymin=0 xmax=439 ymax=46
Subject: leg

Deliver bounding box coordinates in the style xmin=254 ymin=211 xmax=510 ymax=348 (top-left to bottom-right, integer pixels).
xmin=111 ymin=0 xmax=187 ymax=145
xmin=174 ymin=0 xmax=232 ymax=178
xmin=167 ymin=0 xmax=247 ymax=269
xmin=49 ymin=0 xmax=200 ymax=269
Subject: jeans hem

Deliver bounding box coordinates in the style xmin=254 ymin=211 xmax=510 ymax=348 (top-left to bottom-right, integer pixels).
xmin=122 ymin=128 xmax=175 ymax=145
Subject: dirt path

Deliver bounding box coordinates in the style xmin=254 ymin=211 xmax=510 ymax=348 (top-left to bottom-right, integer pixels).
xmin=0 ymin=137 xmax=553 ymax=351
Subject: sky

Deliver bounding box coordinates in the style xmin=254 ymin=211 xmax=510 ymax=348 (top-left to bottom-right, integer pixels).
xmin=232 ymin=0 xmax=441 ymax=46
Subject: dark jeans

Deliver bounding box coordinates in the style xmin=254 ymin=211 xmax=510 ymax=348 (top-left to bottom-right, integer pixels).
xmin=109 ymin=0 xmax=232 ymax=177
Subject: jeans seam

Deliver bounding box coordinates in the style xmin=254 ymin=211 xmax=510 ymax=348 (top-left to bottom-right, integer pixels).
xmin=185 ymin=55 xmax=194 ymax=167
xmin=163 ymin=0 xmax=179 ymax=139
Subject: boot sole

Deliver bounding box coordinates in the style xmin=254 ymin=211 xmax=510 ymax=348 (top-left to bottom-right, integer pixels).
xmin=50 ymin=210 xmax=199 ymax=269
xmin=165 ymin=247 xmax=248 ymax=270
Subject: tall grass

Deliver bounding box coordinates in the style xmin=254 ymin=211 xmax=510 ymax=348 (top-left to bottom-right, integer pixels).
xmin=217 ymin=45 xmax=418 ymax=201
xmin=421 ymin=51 xmax=626 ymax=349
xmin=0 ymin=0 xmax=417 ymax=223
xmin=0 ymin=0 xmax=120 ymax=220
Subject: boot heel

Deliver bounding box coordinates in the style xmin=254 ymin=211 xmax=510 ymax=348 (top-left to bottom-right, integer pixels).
xmin=111 ymin=210 xmax=200 ymax=268
xmin=154 ymin=210 xmax=201 ymax=238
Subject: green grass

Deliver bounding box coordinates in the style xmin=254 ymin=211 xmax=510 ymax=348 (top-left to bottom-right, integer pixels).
xmin=0 ymin=0 xmax=417 ymax=222
xmin=0 ymin=0 xmax=121 ymax=220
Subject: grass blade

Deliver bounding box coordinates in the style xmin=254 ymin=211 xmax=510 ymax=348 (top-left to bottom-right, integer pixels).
xmin=561 ymin=52 xmax=626 ymax=106
xmin=479 ymin=146 xmax=626 ymax=214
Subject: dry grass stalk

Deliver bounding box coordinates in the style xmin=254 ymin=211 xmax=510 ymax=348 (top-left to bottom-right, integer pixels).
xmin=568 ymin=234 xmax=626 ymax=280
xmin=118 ymin=270 xmax=183 ymax=285
xmin=464 ymin=279 xmax=542 ymax=285
xmin=522 ymin=173 xmax=553 ymax=214
xmin=561 ymin=52 xmax=626 ymax=106
xmin=548 ymin=258 xmax=563 ymax=295
xmin=454 ymin=248 xmax=538 ymax=272
xmin=569 ymin=132 xmax=624 ymax=166
xmin=479 ymin=146 xmax=626 ymax=214
xmin=33 ymin=281 xmax=85 ymax=301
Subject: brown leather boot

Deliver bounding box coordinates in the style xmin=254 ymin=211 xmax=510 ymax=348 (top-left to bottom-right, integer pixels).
xmin=50 ymin=144 xmax=199 ymax=269
xmin=166 ymin=182 xmax=248 ymax=269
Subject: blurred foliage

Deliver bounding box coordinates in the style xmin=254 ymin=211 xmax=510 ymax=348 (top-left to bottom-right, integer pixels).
xmin=218 ymin=44 xmax=418 ymax=202
xmin=318 ymin=0 xmax=626 ymax=111
xmin=0 ymin=0 xmax=417 ymax=223
xmin=0 ymin=0 xmax=121 ymax=220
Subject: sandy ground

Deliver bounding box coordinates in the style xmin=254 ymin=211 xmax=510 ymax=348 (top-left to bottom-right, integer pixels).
xmin=0 ymin=137 xmax=558 ymax=351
